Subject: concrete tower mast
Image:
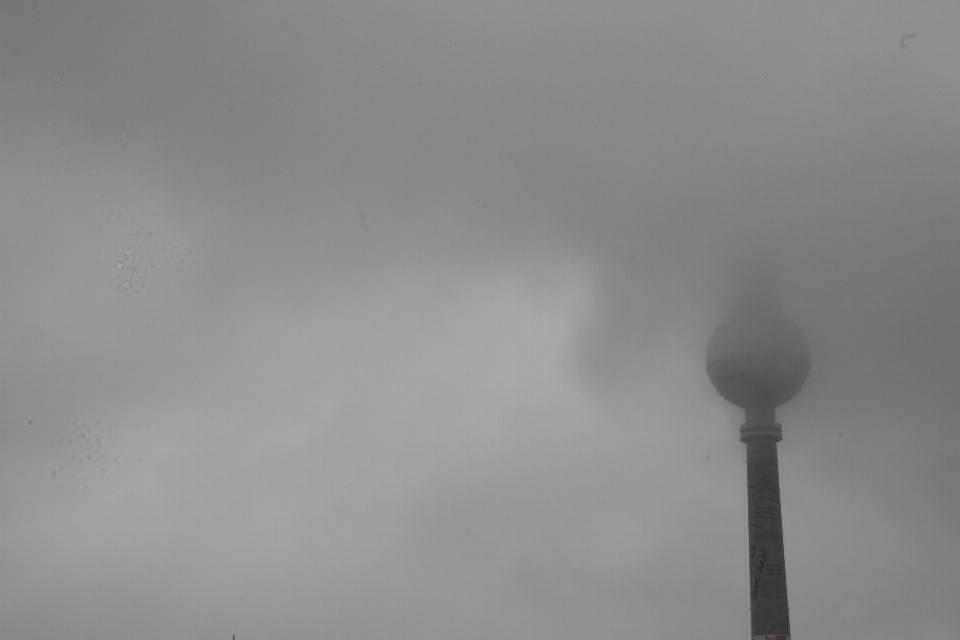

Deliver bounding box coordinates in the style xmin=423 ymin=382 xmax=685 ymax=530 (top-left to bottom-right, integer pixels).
xmin=705 ymin=268 xmax=810 ymax=640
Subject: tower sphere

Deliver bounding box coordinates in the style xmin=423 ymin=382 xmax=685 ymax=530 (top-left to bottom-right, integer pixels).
xmin=706 ymin=306 xmax=810 ymax=411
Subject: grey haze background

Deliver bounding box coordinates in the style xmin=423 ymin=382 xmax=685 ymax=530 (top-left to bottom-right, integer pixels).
xmin=2 ymin=1 xmax=959 ymax=638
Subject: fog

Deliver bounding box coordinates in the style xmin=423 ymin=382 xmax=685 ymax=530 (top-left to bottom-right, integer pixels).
xmin=3 ymin=2 xmax=959 ymax=639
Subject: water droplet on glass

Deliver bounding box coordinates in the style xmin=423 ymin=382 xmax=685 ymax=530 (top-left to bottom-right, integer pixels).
xmin=120 ymin=132 xmax=127 ymax=140
xmin=125 ymin=115 xmax=131 ymax=122
xmin=116 ymin=263 xmax=123 ymax=270
xmin=94 ymin=227 xmax=100 ymax=234
xmin=54 ymin=75 xmax=60 ymax=82
xmin=122 ymin=281 xmax=131 ymax=289
xmin=172 ymin=240 xmax=179 ymax=247
xmin=58 ymin=144 xmax=64 ymax=151
xmin=129 ymin=236 xmax=136 ymax=243
xmin=90 ymin=168 xmax=96 ymax=175
xmin=119 ymin=206 xmax=126 ymax=214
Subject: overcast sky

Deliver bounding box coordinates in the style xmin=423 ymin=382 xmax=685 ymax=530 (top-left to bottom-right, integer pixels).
xmin=3 ymin=2 xmax=960 ymax=639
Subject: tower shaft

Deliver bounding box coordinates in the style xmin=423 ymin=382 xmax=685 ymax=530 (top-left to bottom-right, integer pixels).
xmin=743 ymin=425 xmax=790 ymax=640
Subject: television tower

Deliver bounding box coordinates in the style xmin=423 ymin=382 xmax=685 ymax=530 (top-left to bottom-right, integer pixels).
xmin=705 ymin=269 xmax=810 ymax=640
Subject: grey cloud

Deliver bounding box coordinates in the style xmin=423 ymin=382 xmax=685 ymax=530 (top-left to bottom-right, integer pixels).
xmin=4 ymin=2 xmax=960 ymax=639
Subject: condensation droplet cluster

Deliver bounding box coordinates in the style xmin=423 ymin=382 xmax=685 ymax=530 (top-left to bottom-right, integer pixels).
xmin=52 ymin=416 xmax=119 ymax=488
xmin=100 ymin=194 xmax=183 ymax=295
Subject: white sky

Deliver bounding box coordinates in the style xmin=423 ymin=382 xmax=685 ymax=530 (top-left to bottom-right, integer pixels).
xmin=3 ymin=2 xmax=960 ymax=639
